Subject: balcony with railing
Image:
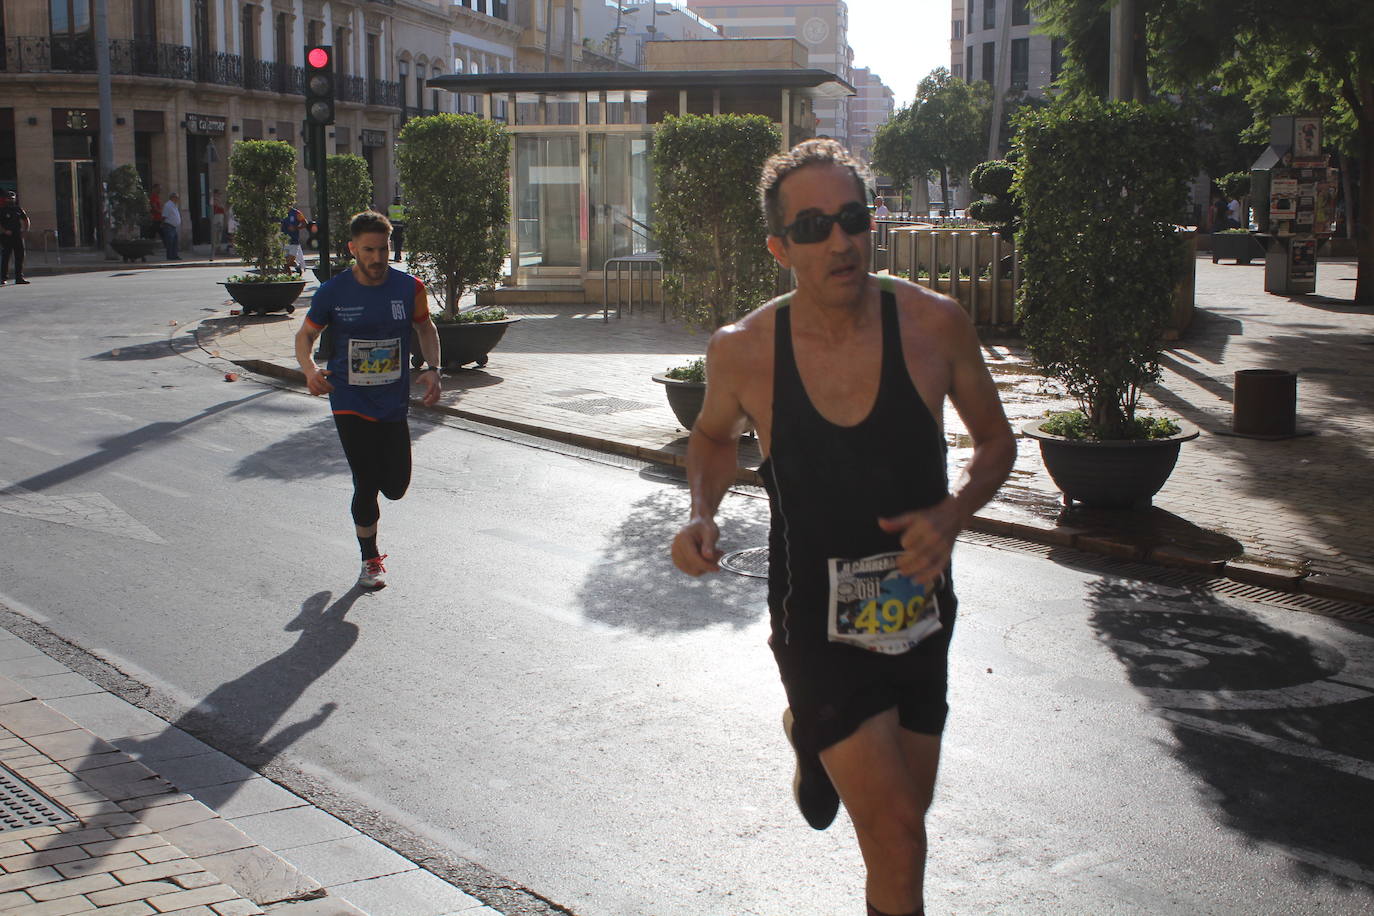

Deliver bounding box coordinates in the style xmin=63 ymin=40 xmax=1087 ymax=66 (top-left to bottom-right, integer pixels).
xmin=0 ymin=36 xmax=399 ymax=110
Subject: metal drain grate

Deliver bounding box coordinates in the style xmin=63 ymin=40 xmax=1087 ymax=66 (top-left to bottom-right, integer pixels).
xmin=720 ymin=546 xmax=769 ymax=579
xmin=549 ymin=397 xmax=656 ymax=415
xmin=0 ymin=763 xmax=75 ymax=832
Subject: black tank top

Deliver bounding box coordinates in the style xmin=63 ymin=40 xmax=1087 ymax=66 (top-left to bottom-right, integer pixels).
xmin=759 ymin=279 xmax=950 ymax=647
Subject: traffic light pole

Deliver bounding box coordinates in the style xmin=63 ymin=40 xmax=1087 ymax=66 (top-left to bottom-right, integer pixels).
xmin=311 ymin=120 xmax=331 ymax=281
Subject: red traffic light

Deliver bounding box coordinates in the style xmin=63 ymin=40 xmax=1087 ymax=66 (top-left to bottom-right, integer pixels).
xmin=308 ymin=47 xmax=330 ymax=69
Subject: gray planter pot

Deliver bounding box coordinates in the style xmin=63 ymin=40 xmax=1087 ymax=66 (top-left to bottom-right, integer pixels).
xmin=221 ymin=280 xmax=306 ymax=315
xmin=1210 ymin=232 xmax=1264 ymax=264
xmin=111 ymin=238 xmax=158 ymax=263
xmin=653 ymin=374 xmax=706 ymax=430
xmin=425 ymin=317 xmax=522 ymax=369
xmin=1022 ymin=417 xmax=1200 ymax=509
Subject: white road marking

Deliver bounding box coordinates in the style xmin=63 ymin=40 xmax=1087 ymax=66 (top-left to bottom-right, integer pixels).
xmin=0 ymin=479 xmax=166 ymax=544
xmin=109 ymin=472 xmax=190 ymax=499
xmin=82 ymin=406 xmax=136 ymax=422
xmin=5 ymin=437 xmax=66 ymax=457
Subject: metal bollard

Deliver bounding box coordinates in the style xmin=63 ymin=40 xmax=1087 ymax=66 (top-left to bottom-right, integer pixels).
xmin=1232 ymin=369 xmax=1297 ymax=438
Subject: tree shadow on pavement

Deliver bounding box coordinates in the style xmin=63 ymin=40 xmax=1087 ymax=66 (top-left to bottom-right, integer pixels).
xmin=1086 ymin=578 xmax=1374 ymax=888
xmin=229 ymin=417 xmax=437 ymax=481
xmin=575 ymin=484 xmax=769 ymax=634
xmin=117 ymin=588 xmax=363 ymax=811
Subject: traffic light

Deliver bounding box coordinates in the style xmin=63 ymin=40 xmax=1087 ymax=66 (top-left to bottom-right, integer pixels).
xmin=304 ymin=45 xmax=335 ymax=126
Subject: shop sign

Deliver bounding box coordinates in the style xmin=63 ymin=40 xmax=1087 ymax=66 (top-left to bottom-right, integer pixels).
xmin=186 ymin=113 xmax=227 ymax=135
xmin=361 ymin=129 xmax=387 ymax=148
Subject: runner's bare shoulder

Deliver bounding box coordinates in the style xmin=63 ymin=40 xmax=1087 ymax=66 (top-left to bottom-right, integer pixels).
xmin=706 ymin=298 xmax=780 ymax=374
xmin=887 ymin=273 xmax=976 ymax=340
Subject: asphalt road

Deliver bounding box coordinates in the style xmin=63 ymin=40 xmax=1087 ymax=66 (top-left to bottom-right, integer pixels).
xmin=2 ymin=267 xmax=1373 ymax=915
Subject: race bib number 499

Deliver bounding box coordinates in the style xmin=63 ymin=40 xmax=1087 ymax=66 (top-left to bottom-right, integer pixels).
xmin=827 ymin=552 xmax=942 ymax=655
xmin=347 ymin=336 xmax=402 ymax=386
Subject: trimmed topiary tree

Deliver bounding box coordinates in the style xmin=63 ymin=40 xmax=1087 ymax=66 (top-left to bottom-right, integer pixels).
xmin=227 ymin=140 xmax=297 ymax=280
xmin=325 ymin=153 xmax=374 ymax=264
xmin=1015 ymin=99 xmax=1196 ymax=440
xmin=106 ymin=164 xmax=148 ymax=241
xmin=395 ymin=114 xmax=509 ymax=316
xmin=968 ymin=159 xmax=1019 ymax=238
xmin=652 ymin=114 xmax=781 ymax=329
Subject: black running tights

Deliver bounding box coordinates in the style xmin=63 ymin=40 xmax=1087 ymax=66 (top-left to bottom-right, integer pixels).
xmin=333 ymin=414 xmax=412 ymax=528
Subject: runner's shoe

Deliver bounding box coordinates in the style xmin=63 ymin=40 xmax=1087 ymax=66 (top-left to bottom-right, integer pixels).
xmin=358 ymin=554 xmax=388 ymax=590
xmin=783 ymin=707 xmax=839 ymax=830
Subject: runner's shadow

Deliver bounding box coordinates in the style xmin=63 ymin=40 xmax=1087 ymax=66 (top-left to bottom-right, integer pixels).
xmin=231 ymin=418 xmax=436 ymax=481
xmin=117 ymin=588 xmax=362 ymax=810
xmin=1086 ymin=579 xmax=1374 ymax=883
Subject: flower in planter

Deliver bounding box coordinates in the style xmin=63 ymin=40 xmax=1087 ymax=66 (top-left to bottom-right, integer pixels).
xmin=433 ymin=306 xmax=509 ymax=325
xmin=662 ymin=357 xmax=706 ymax=383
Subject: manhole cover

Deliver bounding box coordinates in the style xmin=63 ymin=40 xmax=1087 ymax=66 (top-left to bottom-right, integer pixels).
xmin=0 ymin=763 xmax=75 ymax=832
xmin=720 ymin=546 xmax=769 ymax=578
xmin=549 ymin=397 xmax=655 ymax=415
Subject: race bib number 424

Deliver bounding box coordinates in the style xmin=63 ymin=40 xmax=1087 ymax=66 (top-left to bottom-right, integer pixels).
xmin=827 ymin=552 xmax=942 ymax=655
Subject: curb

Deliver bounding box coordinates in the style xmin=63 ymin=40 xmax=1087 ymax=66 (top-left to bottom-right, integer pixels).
xmin=229 ymin=357 xmax=1374 ymax=610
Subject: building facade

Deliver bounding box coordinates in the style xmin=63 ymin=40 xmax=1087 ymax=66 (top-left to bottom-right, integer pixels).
xmin=582 ymin=0 xmax=721 ymax=71
xmin=0 ymin=0 xmax=525 ymax=252
xmin=684 ymin=0 xmax=851 ymax=146
xmin=956 ymin=0 xmax=1062 ymax=99
xmin=847 ymin=65 xmax=892 ymax=166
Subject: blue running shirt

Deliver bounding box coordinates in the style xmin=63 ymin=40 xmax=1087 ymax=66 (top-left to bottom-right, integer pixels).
xmin=304 ymin=267 xmax=429 ymax=422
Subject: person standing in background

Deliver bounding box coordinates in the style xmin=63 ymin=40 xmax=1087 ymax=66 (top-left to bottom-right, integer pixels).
xmin=211 ymin=189 xmax=227 ymax=256
xmin=387 ymin=196 xmax=406 ymax=263
xmin=0 ymin=190 xmax=31 ymax=285
xmin=160 ymin=192 xmax=182 ymax=260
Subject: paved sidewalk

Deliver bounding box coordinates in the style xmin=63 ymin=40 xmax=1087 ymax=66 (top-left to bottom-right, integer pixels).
xmin=0 ymin=630 xmax=499 ymax=916
xmin=188 ymin=254 xmax=1374 ymax=606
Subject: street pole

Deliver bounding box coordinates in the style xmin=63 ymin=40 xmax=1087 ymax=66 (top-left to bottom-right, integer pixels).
xmin=313 ymin=121 xmax=331 ymax=281
xmin=1109 ymin=0 xmax=1135 ymax=102
xmin=94 ymin=0 xmax=116 ymax=259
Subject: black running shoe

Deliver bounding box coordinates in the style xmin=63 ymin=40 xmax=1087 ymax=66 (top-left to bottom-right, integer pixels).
xmin=783 ymin=707 xmax=839 ymax=830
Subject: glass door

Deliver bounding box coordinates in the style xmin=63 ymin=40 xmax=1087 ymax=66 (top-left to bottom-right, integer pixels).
xmin=53 ymin=159 xmax=97 ymax=247
xmin=514 ymin=134 xmax=580 ymax=272
xmin=589 ymin=133 xmax=654 ymax=267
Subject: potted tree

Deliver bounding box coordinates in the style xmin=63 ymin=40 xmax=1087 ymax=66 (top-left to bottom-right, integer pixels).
xmin=313 ymin=153 xmax=373 ymax=281
xmin=650 ymin=114 xmax=781 ymax=429
xmin=223 ymin=140 xmax=305 ymax=314
xmin=107 ymin=165 xmax=158 ymax=262
xmin=395 ymin=114 xmax=517 ymax=369
xmin=1210 ymin=170 xmax=1261 ymax=263
xmin=1016 ymin=99 xmax=1200 ymax=509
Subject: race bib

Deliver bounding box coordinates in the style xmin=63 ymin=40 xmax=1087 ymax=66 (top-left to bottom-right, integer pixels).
xmin=347 ymin=337 xmax=402 ymax=386
xmin=827 ymin=552 xmax=942 ymax=655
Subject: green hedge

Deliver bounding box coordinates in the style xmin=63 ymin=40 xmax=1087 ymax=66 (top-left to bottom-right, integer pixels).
xmin=396 ymin=115 xmax=510 ymax=316
xmin=1014 ymin=99 xmax=1195 ymax=439
xmin=652 ymin=114 xmax=780 ymax=329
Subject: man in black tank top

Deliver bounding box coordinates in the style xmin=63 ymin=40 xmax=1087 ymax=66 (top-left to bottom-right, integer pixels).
xmin=672 ymin=140 xmax=1015 ymax=916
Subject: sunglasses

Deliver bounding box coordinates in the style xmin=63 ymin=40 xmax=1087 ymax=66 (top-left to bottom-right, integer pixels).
xmin=778 ymin=201 xmax=871 ymax=244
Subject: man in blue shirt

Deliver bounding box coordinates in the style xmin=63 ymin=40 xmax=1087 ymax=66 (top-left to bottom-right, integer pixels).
xmin=293 ymin=210 xmax=442 ymax=590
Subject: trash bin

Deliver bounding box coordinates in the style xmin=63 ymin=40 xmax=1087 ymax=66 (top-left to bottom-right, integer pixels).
xmin=1233 ymin=369 xmax=1296 ymax=437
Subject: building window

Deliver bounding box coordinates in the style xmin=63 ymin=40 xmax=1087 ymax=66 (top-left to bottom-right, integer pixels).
xmin=1013 ymin=0 xmax=1029 ymax=27
xmin=50 ymin=0 xmax=94 ymax=69
xmin=334 ymin=26 xmax=348 ymax=72
xmin=982 ymin=41 xmax=995 ymax=84
xmin=966 ymin=45 xmax=974 ymax=82
xmin=398 ymin=59 xmax=409 ymax=108
xmin=432 ymin=66 xmax=441 ymax=112
xmin=307 ymin=20 xmax=323 ymax=48
xmin=1010 ymin=37 xmax=1028 ymax=90
xmin=967 ymin=0 xmax=974 ymax=31
xmin=241 ymin=5 xmax=256 ymax=62
xmin=274 ymin=13 xmax=289 ymax=66
xmin=952 ymin=62 xmax=962 ymax=79
xmin=952 ymin=20 xmax=963 ymax=40
xmin=983 ymin=0 xmax=995 ymax=30
xmin=1051 ymin=36 xmax=1065 ymax=82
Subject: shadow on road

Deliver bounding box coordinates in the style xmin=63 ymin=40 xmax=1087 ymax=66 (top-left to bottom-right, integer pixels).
xmin=1086 ymin=579 xmax=1374 ymax=885
xmin=119 ymin=587 xmax=364 ymax=810
xmin=576 ymin=485 xmax=769 ymax=634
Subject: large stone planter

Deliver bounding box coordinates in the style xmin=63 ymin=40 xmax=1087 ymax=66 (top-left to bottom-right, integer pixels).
xmin=111 ymin=238 xmax=158 ymax=263
xmin=653 ymin=374 xmax=706 ymax=430
xmin=221 ymin=280 xmax=306 ymax=315
xmin=1022 ymin=417 xmax=1200 ymax=510
xmin=430 ymin=317 xmax=521 ymax=369
xmin=1210 ymin=232 xmax=1264 ymax=265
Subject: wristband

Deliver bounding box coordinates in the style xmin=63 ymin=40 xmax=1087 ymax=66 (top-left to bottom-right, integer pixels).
xmin=425 ymin=365 xmax=441 ymax=374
